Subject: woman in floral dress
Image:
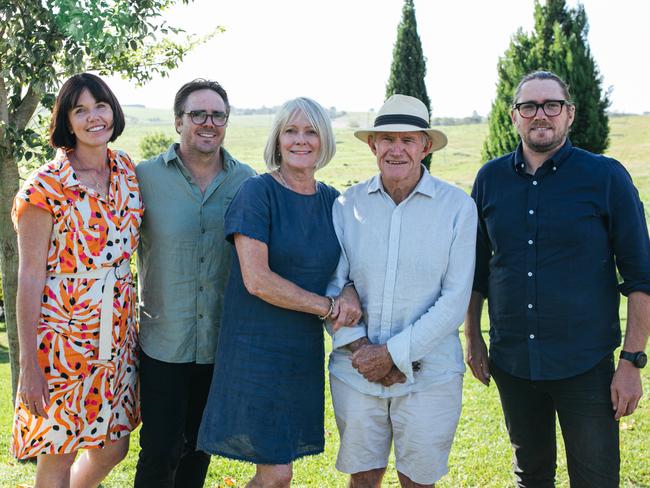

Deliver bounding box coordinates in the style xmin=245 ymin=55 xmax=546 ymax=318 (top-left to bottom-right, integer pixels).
xmin=12 ymin=73 xmax=143 ymax=487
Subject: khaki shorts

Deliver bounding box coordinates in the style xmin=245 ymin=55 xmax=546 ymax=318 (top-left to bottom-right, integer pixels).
xmin=330 ymin=374 xmax=463 ymax=485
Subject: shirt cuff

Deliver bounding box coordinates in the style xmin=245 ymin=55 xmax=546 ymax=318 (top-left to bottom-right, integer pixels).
xmin=326 ymin=279 xmax=354 ymax=298
xmin=331 ymin=324 xmax=367 ymax=350
xmin=386 ymin=330 xmax=415 ymax=384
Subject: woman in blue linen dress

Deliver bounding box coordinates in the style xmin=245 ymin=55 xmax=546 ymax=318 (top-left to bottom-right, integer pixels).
xmin=198 ymin=97 xmax=361 ymax=486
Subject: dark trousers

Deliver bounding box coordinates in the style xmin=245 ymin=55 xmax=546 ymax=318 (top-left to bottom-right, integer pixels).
xmin=134 ymin=351 xmax=214 ymax=488
xmin=491 ymin=355 xmax=619 ymax=488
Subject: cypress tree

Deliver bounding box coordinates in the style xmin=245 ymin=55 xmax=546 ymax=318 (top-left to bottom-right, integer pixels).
xmin=385 ymin=0 xmax=433 ymax=169
xmin=482 ymin=0 xmax=609 ymax=161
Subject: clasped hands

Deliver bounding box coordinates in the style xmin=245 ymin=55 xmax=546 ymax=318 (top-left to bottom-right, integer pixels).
xmin=352 ymin=342 xmax=406 ymax=387
xmin=329 ymin=285 xmax=363 ymax=332
xmin=329 ymin=286 xmax=406 ymax=387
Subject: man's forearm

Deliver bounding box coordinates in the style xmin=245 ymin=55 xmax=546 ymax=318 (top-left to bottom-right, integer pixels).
xmin=346 ymin=336 xmax=370 ymax=353
xmin=465 ymin=291 xmax=485 ymax=339
xmin=623 ymin=291 xmax=650 ymax=351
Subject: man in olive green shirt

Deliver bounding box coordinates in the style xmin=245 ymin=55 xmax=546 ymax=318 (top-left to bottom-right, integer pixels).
xmin=134 ymin=79 xmax=254 ymax=488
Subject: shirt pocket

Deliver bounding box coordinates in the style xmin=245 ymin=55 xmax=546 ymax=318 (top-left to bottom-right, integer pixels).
xmin=203 ymin=196 xmax=232 ymax=246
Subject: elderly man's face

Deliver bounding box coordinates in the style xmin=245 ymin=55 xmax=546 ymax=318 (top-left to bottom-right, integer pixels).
xmin=369 ymin=131 xmax=431 ymax=189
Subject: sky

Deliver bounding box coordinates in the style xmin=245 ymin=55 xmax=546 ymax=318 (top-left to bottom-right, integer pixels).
xmin=106 ymin=0 xmax=650 ymax=118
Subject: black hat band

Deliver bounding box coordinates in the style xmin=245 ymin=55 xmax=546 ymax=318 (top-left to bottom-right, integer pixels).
xmin=374 ymin=114 xmax=429 ymax=129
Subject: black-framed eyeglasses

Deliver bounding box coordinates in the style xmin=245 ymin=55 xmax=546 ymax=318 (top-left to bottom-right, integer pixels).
xmin=184 ymin=110 xmax=229 ymax=126
xmin=512 ymin=100 xmax=570 ymax=118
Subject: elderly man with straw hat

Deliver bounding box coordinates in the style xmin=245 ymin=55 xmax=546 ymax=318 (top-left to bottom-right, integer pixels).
xmin=326 ymin=94 xmax=477 ymax=487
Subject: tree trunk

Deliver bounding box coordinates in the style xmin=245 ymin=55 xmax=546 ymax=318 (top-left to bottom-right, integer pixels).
xmin=0 ymin=145 xmax=21 ymax=403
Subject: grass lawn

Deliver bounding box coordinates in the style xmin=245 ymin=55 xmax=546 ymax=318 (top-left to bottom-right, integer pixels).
xmin=2 ymin=114 xmax=649 ymax=487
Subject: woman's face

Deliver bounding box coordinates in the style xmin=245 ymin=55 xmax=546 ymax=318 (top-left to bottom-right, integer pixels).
xmin=68 ymin=88 xmax=114 ymax=150
xmin=278 ymin=111 xmax=321 ymax=172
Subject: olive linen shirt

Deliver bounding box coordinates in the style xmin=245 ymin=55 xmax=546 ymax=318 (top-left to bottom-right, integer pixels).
xmin=136 ymin=144 xmax=255 ymax=363
xmin=326 ymin=170 xmax=477 ymax=398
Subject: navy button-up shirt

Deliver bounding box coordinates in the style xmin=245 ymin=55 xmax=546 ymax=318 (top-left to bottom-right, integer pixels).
xmin=472 ymin=139 xmax=650 ymax=380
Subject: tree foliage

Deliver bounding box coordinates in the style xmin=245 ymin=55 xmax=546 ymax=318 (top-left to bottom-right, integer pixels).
xmin=482 ymin=0 xmax=610 ymax=161
xmin=385 ymin=0 xmax=434 ymax=170
xmin=139 ymin=132 xmax=175 ymax=160
xmin=0 ymin=0 xmax=218 ymax=400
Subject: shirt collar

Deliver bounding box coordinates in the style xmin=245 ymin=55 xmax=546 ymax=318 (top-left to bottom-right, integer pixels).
xmin=163 ymin=143 xmax=234 ymax=172
xmin=367 ymin=164 xmax=435 ymax=199
xmin=367 ymin=174 xmax=383 ymax=194
xmin=162 ymin=143 xmax=180 ymax=165
xmin=513 ymin=138 xmax=574 ymax=175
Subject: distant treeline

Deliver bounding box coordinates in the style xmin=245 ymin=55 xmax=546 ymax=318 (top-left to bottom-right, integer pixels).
xmin=231 ymin=106 xmax=278 ymax=115
xmin=231 ymin=106 xmax=345 ymax=119
xmin=431 ymin=114 xmax=484 ymax=126
xmin=233 ymin=106 xmax=487 ymax=126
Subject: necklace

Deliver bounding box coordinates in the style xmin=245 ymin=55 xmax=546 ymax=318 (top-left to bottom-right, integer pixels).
xmin=71 ymin=153 xmax=110 ymax=197
xmin=274 ymin=169 xmax=317 ymax=194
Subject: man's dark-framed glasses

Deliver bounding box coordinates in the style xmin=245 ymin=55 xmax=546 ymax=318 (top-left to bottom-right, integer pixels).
xmin=184 ymin=110 xmax=229 ymax=126
xmin=512 ymin=100 xmax=570 ymax=118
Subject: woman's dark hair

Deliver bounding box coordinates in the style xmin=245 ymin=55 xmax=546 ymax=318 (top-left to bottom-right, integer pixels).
xmin=49 ymin=73 xmax=125 ymax=149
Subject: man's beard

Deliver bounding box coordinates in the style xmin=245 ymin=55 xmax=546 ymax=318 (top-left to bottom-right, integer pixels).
xmin=522 ymin=123 xmax=569 ymax=154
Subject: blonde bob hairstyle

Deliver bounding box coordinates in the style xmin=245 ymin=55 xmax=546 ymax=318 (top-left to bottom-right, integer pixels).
xmin=264 ymin=97 xmax=336 ymax=172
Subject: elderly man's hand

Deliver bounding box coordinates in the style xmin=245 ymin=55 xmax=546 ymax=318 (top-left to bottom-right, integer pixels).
xmin=351 ymin=344 xmax=394 ymax=382
xmin=378 ymin=366 xmax=407 ymax=387
xmin=330 ymin=285 xmax=363 ymax=332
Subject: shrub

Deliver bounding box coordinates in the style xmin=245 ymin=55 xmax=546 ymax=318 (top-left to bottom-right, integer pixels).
xmin=139 ymin=132 xmax=175 ymax=160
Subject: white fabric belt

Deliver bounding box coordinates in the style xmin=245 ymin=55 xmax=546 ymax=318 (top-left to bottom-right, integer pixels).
xmin=49 ymin=261 xmax=131 ymax=361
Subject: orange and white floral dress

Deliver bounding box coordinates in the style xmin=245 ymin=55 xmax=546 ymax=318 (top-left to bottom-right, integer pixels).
xmin=11 ymin=148 xmax=143 ymax=458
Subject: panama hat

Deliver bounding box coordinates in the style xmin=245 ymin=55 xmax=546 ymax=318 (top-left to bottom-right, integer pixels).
xmin=354 ymin=94 xmax=447 ymax=153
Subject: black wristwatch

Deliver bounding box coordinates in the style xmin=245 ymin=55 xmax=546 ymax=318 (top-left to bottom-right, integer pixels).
xmin=619 ymin=350 xmax=648 ymax=368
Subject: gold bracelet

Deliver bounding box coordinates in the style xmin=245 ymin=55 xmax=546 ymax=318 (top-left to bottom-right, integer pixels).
xmin=318 ymin=296 xmax=335 ymax=321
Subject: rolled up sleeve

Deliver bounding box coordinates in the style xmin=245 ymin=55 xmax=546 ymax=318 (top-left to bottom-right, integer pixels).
xmin=606 ymin=162 xmax=650 ymax=296
xmin=471 ymin=169 xmax=490 ymax=297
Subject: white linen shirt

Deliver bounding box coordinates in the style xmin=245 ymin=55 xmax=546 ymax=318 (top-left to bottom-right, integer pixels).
xmin=327 ymin=169 xmax=477 ymax=398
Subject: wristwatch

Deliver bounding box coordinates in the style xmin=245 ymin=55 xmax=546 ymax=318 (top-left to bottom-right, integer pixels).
xmin=619 ymin=350 xmax=648 ymax=368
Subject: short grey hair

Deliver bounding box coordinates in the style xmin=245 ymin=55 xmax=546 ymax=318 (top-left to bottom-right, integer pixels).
xmin=264 ymin=97 xmax=336 ymax=171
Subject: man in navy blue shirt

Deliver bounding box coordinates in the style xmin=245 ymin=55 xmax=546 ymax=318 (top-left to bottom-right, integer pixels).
xmin=466 ymin=70 xmax=650 ymax=487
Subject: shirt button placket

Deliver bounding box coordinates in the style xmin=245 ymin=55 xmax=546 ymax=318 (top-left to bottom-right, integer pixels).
xmin=526 ymin=175 xmax=540 ymax=376
xmin=197 ymin=204 xmax=206 ymax=360
xmin=379 ymin=208 xmax=401 ymax=343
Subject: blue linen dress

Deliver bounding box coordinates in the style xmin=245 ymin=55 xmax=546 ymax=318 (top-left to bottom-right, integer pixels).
xmin=197 ymin=173 xmax=341 ymax=464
